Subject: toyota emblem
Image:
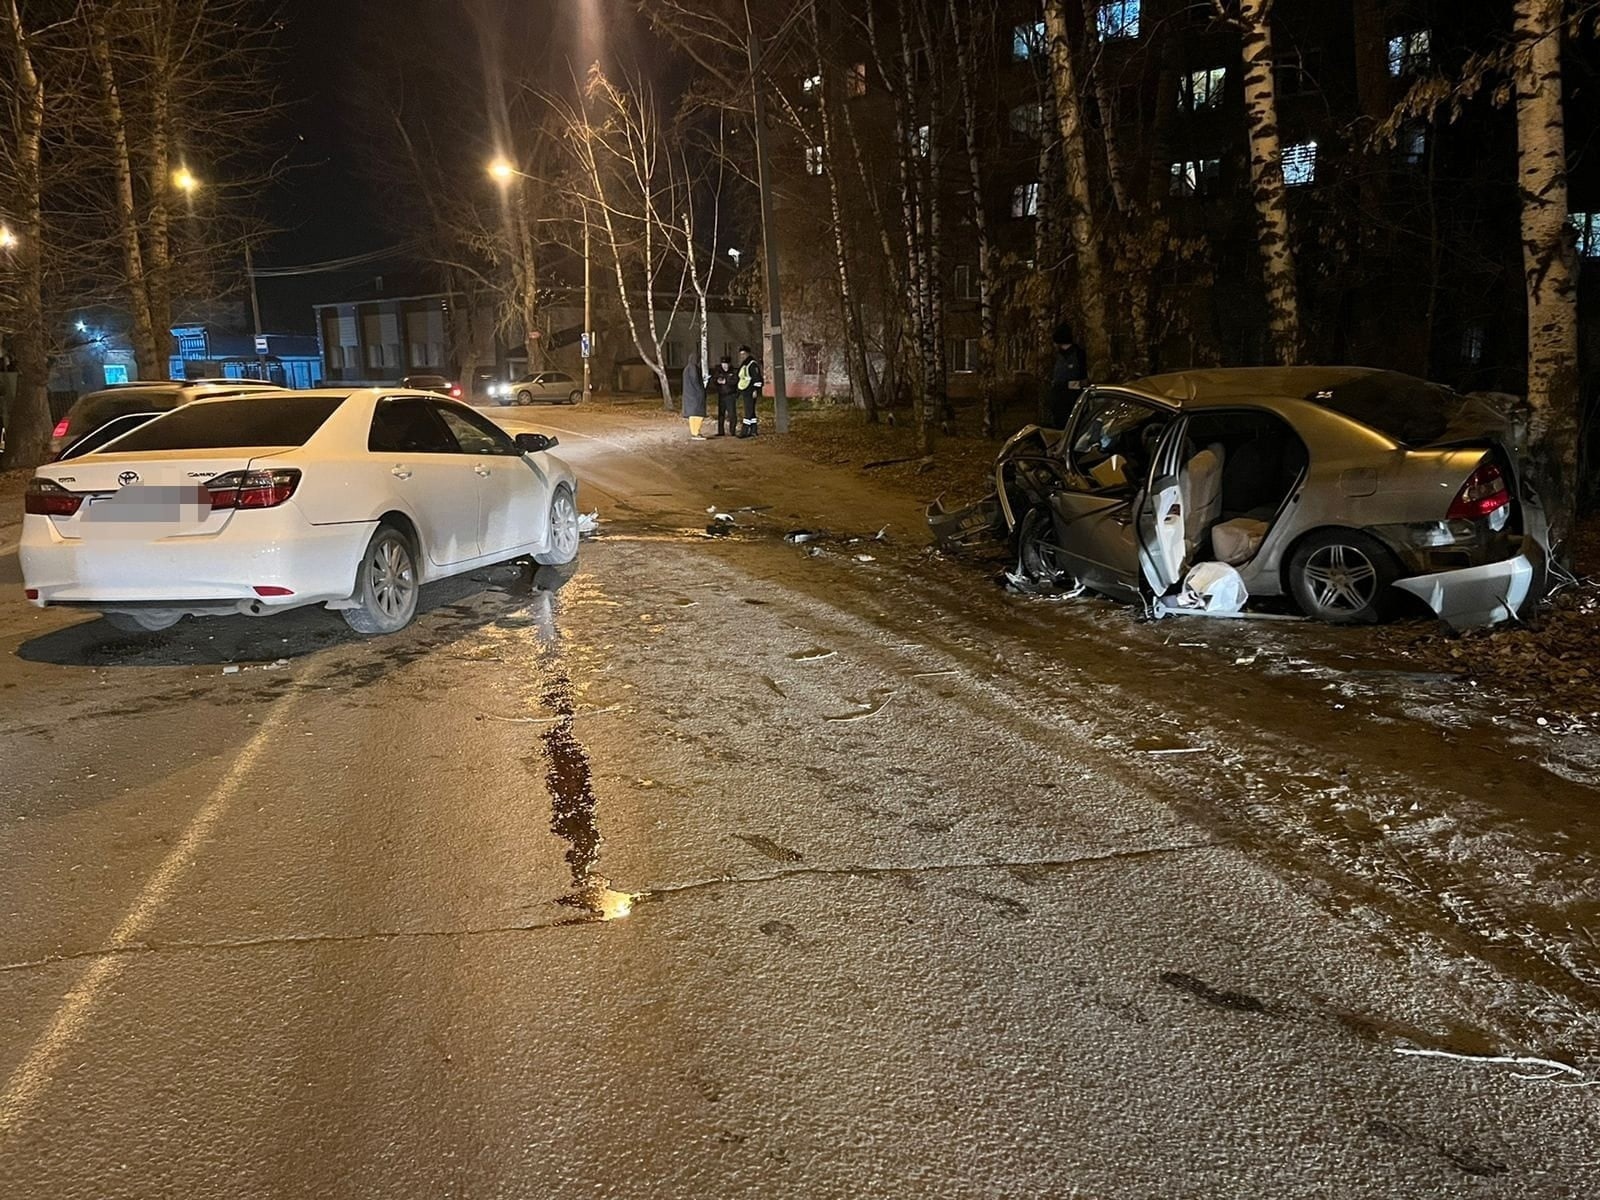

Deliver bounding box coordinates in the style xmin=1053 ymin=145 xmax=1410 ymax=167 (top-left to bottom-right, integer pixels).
xmin=117 ymin=471 xmax=140 ymax=486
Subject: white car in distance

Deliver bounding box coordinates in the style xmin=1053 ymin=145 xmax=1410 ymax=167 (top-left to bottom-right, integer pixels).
xmin=490 ymin=371 xmax=584 ymax=406
xmin=20 ymin=388 xmax=580 ymax=635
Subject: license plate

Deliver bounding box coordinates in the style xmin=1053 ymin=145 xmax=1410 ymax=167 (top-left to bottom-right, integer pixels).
xmin=82 ymin=484 xmax=211 ymax=525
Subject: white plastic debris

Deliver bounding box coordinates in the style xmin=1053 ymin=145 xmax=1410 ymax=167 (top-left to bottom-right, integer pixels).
xmin=855 ymin=554 xmax=876 ymax=563
xmin=1159 ymin=561 xmax=1249 ymax=617
xmin=577 ymin=511 xmax=600 ymax=537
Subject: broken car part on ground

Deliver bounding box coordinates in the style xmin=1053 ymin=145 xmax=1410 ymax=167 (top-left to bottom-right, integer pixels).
xmin=930 ymin=367 xmax=1551 ymax=631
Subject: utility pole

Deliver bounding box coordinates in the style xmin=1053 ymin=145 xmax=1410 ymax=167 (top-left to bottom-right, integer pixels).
xmin=748 ymin=28 xmax=789 ymax=433
xmin=244 ymin=243 xmax=266 ymax=381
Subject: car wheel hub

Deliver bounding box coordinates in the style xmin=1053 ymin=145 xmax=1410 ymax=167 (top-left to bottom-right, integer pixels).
xmin=1304 ymin=544 xmax=1377 ymax=612
xmin=371 ymin=539 xmax=415 ymax=619
xmin=552 ymin=493 xmax=579 ymax=558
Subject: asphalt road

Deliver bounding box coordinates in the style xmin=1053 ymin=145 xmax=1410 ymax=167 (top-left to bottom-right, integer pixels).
xmin=0 ymin=402 xmax=1596 ymax=1198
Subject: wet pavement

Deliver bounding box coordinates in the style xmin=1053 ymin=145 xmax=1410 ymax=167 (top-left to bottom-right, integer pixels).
xmin=0 ymin=405 xmax=1597 ymax=1198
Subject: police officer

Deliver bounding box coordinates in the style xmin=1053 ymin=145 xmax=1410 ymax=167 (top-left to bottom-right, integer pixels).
xmin=736 ymin=345 xmax=763 ymax=437
xmin=1043 ymin=322 xmax=1087 ymax=429
xmin=710 ymin=355 xmax=738 ymax=437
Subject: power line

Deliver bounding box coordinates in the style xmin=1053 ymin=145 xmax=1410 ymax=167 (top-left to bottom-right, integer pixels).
xmin=247 ymin=244 xmax=416 ymax=278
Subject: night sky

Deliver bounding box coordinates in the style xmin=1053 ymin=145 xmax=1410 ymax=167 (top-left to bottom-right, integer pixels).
xmin=256 ymin=0 xmax=649 ymax=331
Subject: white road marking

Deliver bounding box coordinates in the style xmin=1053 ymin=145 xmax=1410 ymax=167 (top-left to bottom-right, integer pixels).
xmin=0 ymin=681 xmax=309 ymax=1137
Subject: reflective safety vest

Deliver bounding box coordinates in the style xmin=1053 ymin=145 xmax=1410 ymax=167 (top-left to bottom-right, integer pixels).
xmin=737 ymin=363 xmax=754 ymax=391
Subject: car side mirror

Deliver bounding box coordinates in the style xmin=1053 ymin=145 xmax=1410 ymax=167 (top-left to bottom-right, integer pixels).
xmin=515 ymin=432 xmax=558 ymax=453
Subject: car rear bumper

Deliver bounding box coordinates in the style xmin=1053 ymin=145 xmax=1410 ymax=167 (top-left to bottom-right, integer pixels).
xmin=1393 ymin=554 xmax=1534 ymax=630
xmin=20 ymin=509 xmax=374 ymax=610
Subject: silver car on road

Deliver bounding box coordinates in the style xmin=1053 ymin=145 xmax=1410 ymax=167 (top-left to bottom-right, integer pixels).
xmin=932 ymin=367 xmax=1548 ymax=629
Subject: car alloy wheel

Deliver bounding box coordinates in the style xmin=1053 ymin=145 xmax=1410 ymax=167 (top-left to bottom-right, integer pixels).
xmin=567 ymin=391 xmax=581 ymax=405
xmin=344 ymin=526 xmax=420 ymax=635
xmin=517 ymin=390 xmax=533 ymax=406
xmin=1301 ymin=543 xmax=1378 ymax=616
xmin=536 ymin=486 xmax=580 ymax=565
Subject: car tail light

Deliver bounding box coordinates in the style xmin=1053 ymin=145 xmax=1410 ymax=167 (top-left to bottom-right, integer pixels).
xmin=205 ymin=468 xmax=302 ymax=510
xmin=24 ymin=478 xmax=84 ymax=517
xmin=1447 ymin=460 xmax=1511 ymax=521
xmin=24 ymin=589 xmax=39 ymax=601
xmin=52 ymin=418 xmax=70 ymax=439
xmin=449 ymin=384 xmax=462 ymax=398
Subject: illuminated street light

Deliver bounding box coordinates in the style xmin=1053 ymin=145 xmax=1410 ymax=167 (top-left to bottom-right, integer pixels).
xmin=0 ymin=226 xmax=15 ymax=249
xmin=487 ymin=158 xmax=516 ymax=184
xmin=173 ymin=167 xmax=199 ymax=193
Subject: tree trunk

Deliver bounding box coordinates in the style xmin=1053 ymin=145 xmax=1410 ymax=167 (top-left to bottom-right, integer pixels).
xmin=144 ymin=10 xmax=175 ymax=367
xmin=1236 ymin=0 xmax=1301 ymax=365
xmin=1079 ymin=0 xmax=1129 ymax=213
xmin=1512 ymin=0 xmax=1580 ymax=538
xmin=814 ymin=21 xmax=878 ymax=420
xmin=88 ymin=12 xmax=162 ymax=380
xmin=0 ymin=0 xmax=51 ymax=469
xmin=1042 ymin=0 xmax=1111 ymax=379
xmin=949 ymin=0 xmax=999 ymax=437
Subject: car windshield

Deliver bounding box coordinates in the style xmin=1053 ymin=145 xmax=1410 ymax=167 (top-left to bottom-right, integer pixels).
xmin=99 ymin=394 xmax=348 ymax=452
xmin=1306 ymin=373 xmax=1458 ymax=447
xmin=1066 ymin=393 xmax=1168 ymax=487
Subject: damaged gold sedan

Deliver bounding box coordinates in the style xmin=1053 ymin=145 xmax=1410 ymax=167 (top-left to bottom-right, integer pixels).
xmin=930 ymin=367 xmax=1551 ymax=630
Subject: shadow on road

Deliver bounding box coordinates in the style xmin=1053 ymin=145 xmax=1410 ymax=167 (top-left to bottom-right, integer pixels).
xmin=13 ymin=561 xmax=576 ymax=669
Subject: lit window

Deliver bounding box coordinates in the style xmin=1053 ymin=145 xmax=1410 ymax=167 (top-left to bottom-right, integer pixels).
xmin=1182 ymin=67 xmax=1226 ymax=110
xmin=847 ymin=63 xmax=867 ymax=98
xmin=1399 ymin=122 xmax=1427 ymax=167
xmin=1010 ymin=102 xmax=1044 ymax=139
xmin=1097 ymin=0 xmax=1140 ymax=40
xmin=1012 ymin=21 xmax=1044 ymax=61
xmin=1282 ymin=141 xmax=1317 ymax=186
xmin=1388 ymin=29 xmax=1430 ymax=76
xmin=805 ymin=145 xmax=825 ymax=176
xmin=949 ymin=338 xmax=980 ymax=373
xmin=103 ymin=363 xmax=130 ymax=385
xmin=1572 ymin=212 xmax=1600 ymax=257
xmin=802 ymin=73 xmax=822 ymax=96
xmin=1168 ymin=158 xmax=1220 ymax=197
xmin=1461 ymin=325 xmax=1485 ymax=366
xmin=1012 ymin=182 xmax=1040 ymax=218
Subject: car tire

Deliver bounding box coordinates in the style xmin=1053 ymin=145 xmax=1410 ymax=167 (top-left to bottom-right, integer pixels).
xmin=1286 ymin=529 xmax=1399 ymax=624
xmin=343 ymin=524 xmax=420 ymax=636
xmin=517 ymin=390 xmax=533 ymax=406
xmin=1016 ymin=506 xmax=1076 ymax=589
xmin=566 ymin=391 xmax=581 ymax=405
xmin=535 ymin=484 xmax=580 ymax=566
xmin=104 ymin=610 xmax=180 ymax=633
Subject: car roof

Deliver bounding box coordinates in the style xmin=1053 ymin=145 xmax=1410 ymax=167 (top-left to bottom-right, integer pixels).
xmin=1120 ymin=366 xmax=1385 ymax=409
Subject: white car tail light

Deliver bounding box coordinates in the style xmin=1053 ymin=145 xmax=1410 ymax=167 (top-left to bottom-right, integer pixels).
xmin=205 ymin=468 xmax=302 ymax=510
xmin=24 ymin=478 xmax=84 ymax=517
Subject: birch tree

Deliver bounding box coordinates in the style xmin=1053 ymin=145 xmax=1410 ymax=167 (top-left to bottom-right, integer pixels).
xmin=949 ymin=0 xmax=999 ymax=435
xmin=1215 ymin=0 xmax=1301 ymax=365
xmin=0 ymin=0 xmax=50 ymax=468
xmin=1041 ymin=0 xmax=1111 ymax=377
xmin=1512 ymin=0 xmax=1579 ymax=530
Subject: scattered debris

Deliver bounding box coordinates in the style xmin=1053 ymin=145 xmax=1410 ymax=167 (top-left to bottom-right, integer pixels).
xmin=761 ymin=676 xmax=787 ymax=697
xmin=1393 ymin=1046 xmax=1598 ymax=1086
xmin=1144 ymin=746 xmax=1207 ymax=756
xmin=735 ymin=833 xmax=804 ymax=863
xmin=785 ymin=530 xmax=820 ymax=545
xmin=577 ymin=511 xmax=600 ymax=538
xmin=854 ymin=554 xmax=876 ymax=564
xmin=702 ymin=523 xmax=732 ymax=538
xmin=824 ymin=693 xmax=896 ymax=723
xmin=788 ymin=648 xmax=837 ymax=662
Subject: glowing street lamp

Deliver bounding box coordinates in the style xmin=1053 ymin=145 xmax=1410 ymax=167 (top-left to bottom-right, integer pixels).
xmin=487 ymin=158 xmax=516 ymax=184
xmin=172 ymin=167 xmax=199 ymax=193
xmin=0 ymin=226 xmax=15 ymax=249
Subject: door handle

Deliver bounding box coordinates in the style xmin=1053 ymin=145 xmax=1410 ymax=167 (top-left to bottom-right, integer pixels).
xmin=391 ymin=466 xmax=413 ymax=480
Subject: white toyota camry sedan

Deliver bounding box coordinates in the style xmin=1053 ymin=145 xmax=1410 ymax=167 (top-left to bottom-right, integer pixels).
xmin=20 ymin=388 xmax=580 ymax=635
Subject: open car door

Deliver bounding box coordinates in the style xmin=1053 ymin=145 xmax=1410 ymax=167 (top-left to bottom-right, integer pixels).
xmin=1135 ymin=417 xmax=1193 ymax=596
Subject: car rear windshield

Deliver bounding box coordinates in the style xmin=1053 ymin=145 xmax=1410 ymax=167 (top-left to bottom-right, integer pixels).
xmin=70 ymin=390 xmax=182 ymax=430
xmin=100 ymin=394 xmax=348 ymax=452
xmin=1306 ymin=373 xmax=1458 ymax=446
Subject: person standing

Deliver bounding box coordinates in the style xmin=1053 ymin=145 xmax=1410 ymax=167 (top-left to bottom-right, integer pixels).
xmin=1043 ymin=322 xmax=1088 ymax=429
xmin=735 ymin=345 xmax=763 ymax=438
xmin=710 ymin=354 xmax=738 ymax=437
xmin=681 ymin=350 xmax=708 ymax=441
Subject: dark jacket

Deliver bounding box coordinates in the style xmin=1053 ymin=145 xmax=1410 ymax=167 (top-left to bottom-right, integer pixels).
xmin=1044 ymin=344 xmax=1087 ymax=428
xmin=711 ymin=364 xmax=737 ymax=400
xmin=681 ymin=359 xmax=707 ymax=418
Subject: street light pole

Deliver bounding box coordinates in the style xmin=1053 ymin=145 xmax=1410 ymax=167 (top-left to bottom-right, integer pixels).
xmin=747 ymin=29 xmax=789 ymax=434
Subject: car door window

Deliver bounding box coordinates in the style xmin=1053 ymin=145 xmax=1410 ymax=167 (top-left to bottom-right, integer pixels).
xmin=432 ymin=403 xmax=521 ymax=456
xmin=1066 ymin=392 xmax=1171 ymax=493
xmin=370 ymin=396 xmax=460 ymax=453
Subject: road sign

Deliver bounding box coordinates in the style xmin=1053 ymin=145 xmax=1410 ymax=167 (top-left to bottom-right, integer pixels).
xmin=580 ymin=332 xmax=592 ymax=360
xmin=254 ymin=335 xmax=269 ymax=355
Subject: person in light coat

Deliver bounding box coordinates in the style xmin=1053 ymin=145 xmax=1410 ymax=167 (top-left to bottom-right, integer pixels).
xmin=681 ymin=351 xmax=708 ymax=441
